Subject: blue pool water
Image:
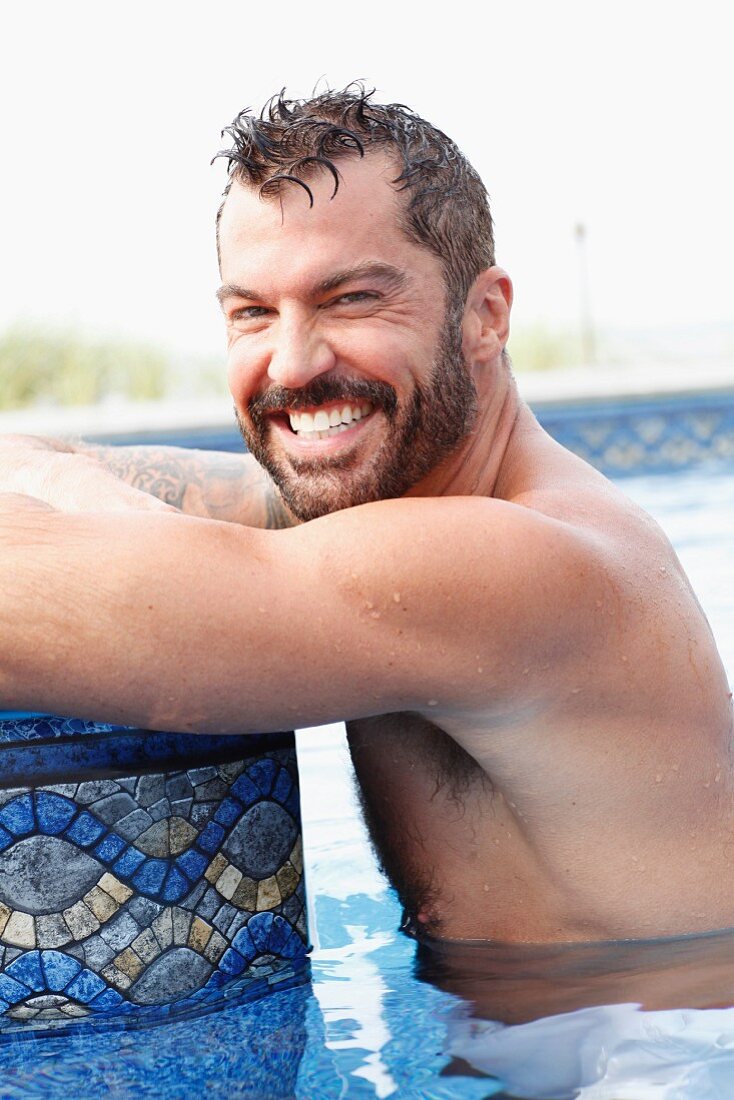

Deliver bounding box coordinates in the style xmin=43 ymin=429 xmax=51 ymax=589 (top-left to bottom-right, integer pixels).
xmin=1 ymin=463 xmax=733 ymax=1098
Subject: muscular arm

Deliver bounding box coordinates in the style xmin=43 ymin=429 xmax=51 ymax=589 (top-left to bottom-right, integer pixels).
xmin=0 ymin=494 xmax=606 ymax=739
xmin=0 ymin=434 xmax=295 ymax=529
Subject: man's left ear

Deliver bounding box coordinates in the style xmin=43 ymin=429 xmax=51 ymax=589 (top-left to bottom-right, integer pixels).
xmin=462 ymin=268 xmax=513 ymax=364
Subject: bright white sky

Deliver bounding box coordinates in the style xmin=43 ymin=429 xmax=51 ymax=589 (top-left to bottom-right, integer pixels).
xmin=1 ymin=0 xmax=732 ymax=359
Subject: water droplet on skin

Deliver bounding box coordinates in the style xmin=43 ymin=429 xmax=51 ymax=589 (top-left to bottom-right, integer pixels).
xmin=393 ymin=592 xmax=401 ymax=603
xmin=370 ymin=611 xmax=381 ymax=619
xmin=655 ymin=774 xmax=663 ymax=783
xmin=427 ymin=700 xmax=438 ymax=707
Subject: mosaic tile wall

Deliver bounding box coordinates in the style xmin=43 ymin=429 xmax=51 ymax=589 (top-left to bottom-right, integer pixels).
xmin=534 ymin=390 xmax=734 ymax=476
xmin=0 ymin=716 xmax=308 ymax=1031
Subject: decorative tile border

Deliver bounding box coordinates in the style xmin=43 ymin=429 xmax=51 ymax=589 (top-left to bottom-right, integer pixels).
xmin=0 ymin=717 xmax=308 ymax=1031
xmin=534 ymin=390 xmax=734 ymax=476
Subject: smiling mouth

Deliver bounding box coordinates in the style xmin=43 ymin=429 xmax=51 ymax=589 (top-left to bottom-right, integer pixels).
xmin=276 ymin=400 xmax=375 ymax=441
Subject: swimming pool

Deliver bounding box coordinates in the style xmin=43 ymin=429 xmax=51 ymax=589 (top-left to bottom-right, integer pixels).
xmin=1 ymin=425 xmax=733 ymax=1096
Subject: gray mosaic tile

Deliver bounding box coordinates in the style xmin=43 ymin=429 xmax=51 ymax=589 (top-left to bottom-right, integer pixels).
xmin=172 ymin=908 xmax=191 ymax=946
xmin=217 ymin=761 xmax=244 ymax=783
xmin=76 ymin=780 xmax=121 ymax=805
xmin=83 ymin=935 xmax=116 ymax=970
xmin=127 ymin=896 xmax=163 ymax=926
xmin=135 ymin=775 xmax=166 ymax=808
xmin=198 ymin=887 xmax=220 ymax=921
xmin=41 ymin=784 xmax=78 ymax=798
xmin=92 ymin=792 xmax=138 ymax=825
xmin=114 ymin=808 xmax=154 ymax=842
xmin=99 ymin=911 xmax=140 ymax=951
xmin=0 ymin=788 xmax=29 ymax=807
xmin=0 ymin=836 xmax=102 ymax=913
xmin=129 ymin=947 xmax=212 ymax=1005
xmin=117 ymin=778 xmax=137 ymax=794
xmin=193 ymin=778 xmax=228 ymax=801
xmin=226 ymin=911 xmax=249 ymax=939
xmin=3 ymin=948 xmax=21 ymax=963
xmin=151 ymin=908 xmax=173 ymax=949
xmin=180 ymin=880 xmax=207 ymax=912
xmin=148 ymin=797 xmax=172 ymax=822
xmin=187 ymin=767 xmax=218 ymax=785
xmin=36 ymin=912 xmax=74 ymax=949
xmin=212 ymin=903 xmax=236 ymax=936
xmin=170 ymin=798 xmax=193 ymax=818
xmin=165 ymin=774 xmax=193 ymax=801
xmin=224 ymin=802 xmax=298 ymax=878
xmin=189 ymin=802 xmax=217 ymax=828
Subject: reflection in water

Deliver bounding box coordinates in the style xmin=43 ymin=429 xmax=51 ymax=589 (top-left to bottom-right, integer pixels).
xmin=413 ymin=925 xmax=734 ymax=1098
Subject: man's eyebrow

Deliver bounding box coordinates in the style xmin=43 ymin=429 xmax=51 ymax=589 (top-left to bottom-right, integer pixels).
xmin=216 ymin=262 xmax=409 ymax=306
xmin=312 ymin=262 xmax=409 ymax=296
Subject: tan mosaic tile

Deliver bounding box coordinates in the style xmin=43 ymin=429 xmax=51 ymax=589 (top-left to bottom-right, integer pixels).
xmin=216 ymin=864 xmax=243 ymax=901
xmin=98 ymin=873 xmax=133 ymax=905
xmin=276 ymin=862 xmax=300 ymax=901
xmin=169 ymin=817 xmax=197 ymax=855
xmin=83 ymin=886 xmax=119 ymax=923
xmin=257 ymin=876 xmax=281 ymax=910
xmin=114 ymin=947 xmax=144 ymax=980
xmin=131 ymin=927 xmax=161 ymax=964
xmin=231 ymin=876 xmax=258 ymax=911
xmin=204 ymin=853 xmax=228 ymax=885
xmin=188 ymin=916 xmax=213 ymax=953
xmin=290 ymin=836 xmax=303 ymax=874
xmin=3 ymin=910 xmax=36 ymax=948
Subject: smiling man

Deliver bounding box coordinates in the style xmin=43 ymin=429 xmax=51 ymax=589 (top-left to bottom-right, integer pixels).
xmin=1 ymin=87 xmax=732 ymax=947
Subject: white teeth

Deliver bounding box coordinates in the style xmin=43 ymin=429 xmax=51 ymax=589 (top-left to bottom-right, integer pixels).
xmin=289 ymin=401 xmax=374 ymax=438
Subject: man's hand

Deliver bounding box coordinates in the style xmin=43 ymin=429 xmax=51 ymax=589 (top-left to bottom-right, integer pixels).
xmin=0 ymin=435 xmax=175 ymax=514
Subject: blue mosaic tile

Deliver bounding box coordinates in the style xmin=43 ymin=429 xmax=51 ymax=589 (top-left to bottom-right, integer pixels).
xmin=231 ymin=773 xmax=260 ymax=806
xmin=161 ymin=867 xmax=189 ymax=902
xmin=248 ymin=758 xmax=277 ymax=796
xmin=93 ymin=832 xmax=126 ymax=862
xmin=268 ymin=916 xmax=291 ymax=955
xmin=218 ymin=948 xmax=247 ymax=977
xmin=5 ymin=951 xmax=44 ymax=991
xmin=34 ymin=792 xmax=77 ymax=834
xmin=0 ymin=974 xmax=29 ymax=1003
xmin=132 ymin=859 xmax=168 ymax=894
xmin=88 ymin=987 xmax=124 ymax=1010
xmin=213 ymin=797 xmax=243 ymax=827
xmin=272 ymin=767 xmax=293 ymax=804
xmin=197 ymin=821 xmax=225 ymax=854
xmin=65 ymin=811 xmax=106 ymax=847
xmin=41 ymin=950 xmax=82 ymax=992
xmin=232 ymin=926 xmax=255 ymax=962
xmin=175 ymin=849 xmax=208 ymax=880
xmin=0 ymin=825 xmax=14 ymax=852
xmin=0 ymin=794 xmax=35 ymax=836
xmin=112 ymin=846 xmax=147 ymax=877
xmin=64 ymin=967 xmax=107 ymax=1004
xmin=282 ymin=928 xmax=308 ymax=960
xmin=285 ymin=789 xmax=301 ymax=819
xmin=247 ymin=912 xmax=274 ymax=952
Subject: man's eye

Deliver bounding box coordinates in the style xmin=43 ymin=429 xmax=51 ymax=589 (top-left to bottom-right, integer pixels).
xmin=336 ymin=292 xmax=377 ymax=305
xmin=232 ymin=306 xmax=269 ymax=320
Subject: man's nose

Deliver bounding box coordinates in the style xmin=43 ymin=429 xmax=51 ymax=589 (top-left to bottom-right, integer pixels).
xmin=266 ymin=317 xmax=336 ymax=389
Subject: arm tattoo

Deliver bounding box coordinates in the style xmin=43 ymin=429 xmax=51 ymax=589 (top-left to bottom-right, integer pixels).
xmin=84 ymin=443 xmax=291 ymax=527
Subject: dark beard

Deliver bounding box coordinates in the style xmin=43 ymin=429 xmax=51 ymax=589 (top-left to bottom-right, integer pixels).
xmin=235 ymin=310 xmax=478 ymax=521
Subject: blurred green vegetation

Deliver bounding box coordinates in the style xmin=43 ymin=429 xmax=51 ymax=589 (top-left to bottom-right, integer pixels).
xmin=0 ymin=326 xmax=177 ymax=410
xmin=507 ymin=324 xmax=584 ymax=371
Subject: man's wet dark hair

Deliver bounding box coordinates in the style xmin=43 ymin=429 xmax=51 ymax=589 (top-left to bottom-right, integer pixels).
xmin=213 ymin=84 xmax=495 ymax=311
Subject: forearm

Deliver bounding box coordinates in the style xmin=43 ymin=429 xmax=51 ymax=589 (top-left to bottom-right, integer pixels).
xmin=0 ymin=434 xmax=294 ymax=528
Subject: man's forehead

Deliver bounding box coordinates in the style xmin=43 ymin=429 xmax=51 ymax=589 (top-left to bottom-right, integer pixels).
xmin=218 ymin=151 xmax=405 ymax=249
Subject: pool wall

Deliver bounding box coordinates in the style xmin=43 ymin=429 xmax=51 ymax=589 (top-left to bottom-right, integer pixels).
xmin=0 ymin=716 xmax=308 ymax=1030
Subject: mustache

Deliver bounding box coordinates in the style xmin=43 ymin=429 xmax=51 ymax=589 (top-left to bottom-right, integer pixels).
xmin=248 ymin=377 xmax=398 ymax=425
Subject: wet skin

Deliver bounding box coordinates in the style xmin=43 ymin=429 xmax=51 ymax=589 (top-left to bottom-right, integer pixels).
xmin=0 ymin=153 xmax=732 ymax=946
